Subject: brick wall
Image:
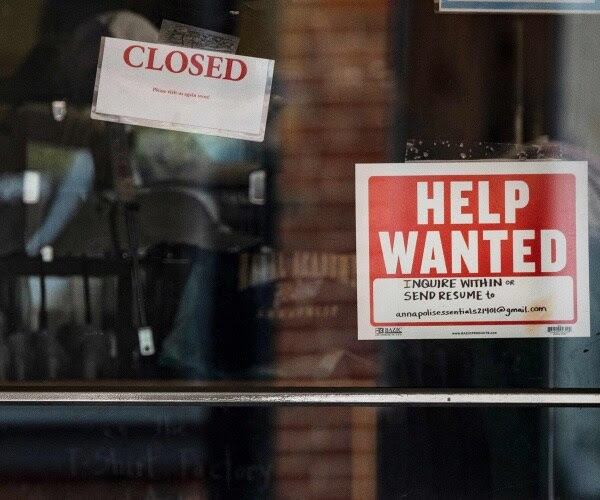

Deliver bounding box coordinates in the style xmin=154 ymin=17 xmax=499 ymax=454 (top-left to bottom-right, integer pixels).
xmin=274 ymin=0 xmax=392 ymax=497
xmin=276 ymin=0 xmax=391 ymax=382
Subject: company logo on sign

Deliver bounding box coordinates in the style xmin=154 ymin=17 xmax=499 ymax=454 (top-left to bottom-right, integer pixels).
xmin=355 ymin=162 xmax=590 ymax=340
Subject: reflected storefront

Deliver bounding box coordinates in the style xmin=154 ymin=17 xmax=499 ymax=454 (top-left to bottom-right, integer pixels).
xmin=0 ymin=0 xmax=599 ymax=498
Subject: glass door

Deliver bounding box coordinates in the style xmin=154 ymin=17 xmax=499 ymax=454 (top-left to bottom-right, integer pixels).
xmin=0 ymin=0 xmax=598 ymax=498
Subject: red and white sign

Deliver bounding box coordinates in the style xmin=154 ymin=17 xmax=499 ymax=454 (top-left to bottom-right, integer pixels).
xmin=92 ymin=37 xmax=274 ymax=141
xmin=355 ymin=162 xmax=590 ymax=339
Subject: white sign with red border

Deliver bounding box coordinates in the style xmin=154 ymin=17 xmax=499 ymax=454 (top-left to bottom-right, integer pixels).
xmin=356 ymin=161 xmax=590 ymax=340
xmin=92 ymin=37 xmax=274 ymax=142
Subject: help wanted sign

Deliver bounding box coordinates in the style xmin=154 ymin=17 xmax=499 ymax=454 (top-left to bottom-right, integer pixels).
xmin=92 ymin=37 xmax=274 ymax=141
xmin=355 ymin=162 xmax=590 ymax=340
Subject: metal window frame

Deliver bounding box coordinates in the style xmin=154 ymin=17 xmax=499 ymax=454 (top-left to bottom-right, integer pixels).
xmin=1 ymin=388 xmax=600 ymax=406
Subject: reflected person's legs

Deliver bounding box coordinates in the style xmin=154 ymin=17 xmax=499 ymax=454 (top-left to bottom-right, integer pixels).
xmin=159 ymin=252 xmax=218 ymax=379
xmin=26 ymin=149 xmax=94 ymax=256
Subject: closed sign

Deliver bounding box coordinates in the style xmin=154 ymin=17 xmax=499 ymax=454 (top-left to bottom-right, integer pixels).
xmin=92 ymin=37 xmax=274 ymax=142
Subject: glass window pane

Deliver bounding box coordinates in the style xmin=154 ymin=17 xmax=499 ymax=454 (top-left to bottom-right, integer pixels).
xmin=0 ymin=0 xmax=597 ymax=392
